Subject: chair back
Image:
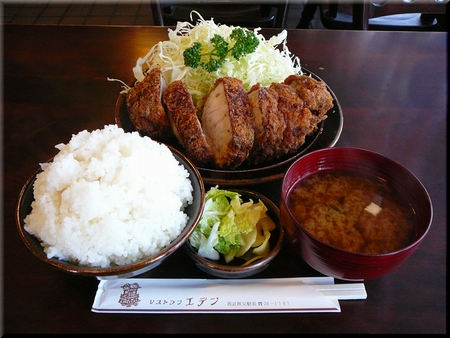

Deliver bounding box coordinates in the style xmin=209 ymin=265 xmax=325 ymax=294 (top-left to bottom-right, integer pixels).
xmin=150 ymin=0 xmax=289 ymax=28
xmin=319 ymin=0 xmax=447 ymax=31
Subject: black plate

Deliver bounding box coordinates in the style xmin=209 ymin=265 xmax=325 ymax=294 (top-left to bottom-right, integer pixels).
xmin=115 ymin=68 xmax=343 ymax=186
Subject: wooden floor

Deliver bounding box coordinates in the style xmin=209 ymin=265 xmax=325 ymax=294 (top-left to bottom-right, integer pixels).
xmin=1 ymin=0 xmax=323 ymax=29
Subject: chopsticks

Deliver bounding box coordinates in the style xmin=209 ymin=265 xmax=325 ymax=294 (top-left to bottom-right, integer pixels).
xmin=92 ymin=277 xmax=367 ymax=314
xmin=310 ymin=283 xmax=367 ymax=300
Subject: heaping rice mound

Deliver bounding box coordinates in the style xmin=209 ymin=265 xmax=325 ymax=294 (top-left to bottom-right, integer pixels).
xmin=24 ymin=124 xmax=194 ymax=268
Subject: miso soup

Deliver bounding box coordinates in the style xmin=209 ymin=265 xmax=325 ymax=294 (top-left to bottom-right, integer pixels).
xmin=288 ymin=170 xmax=416 ymax=254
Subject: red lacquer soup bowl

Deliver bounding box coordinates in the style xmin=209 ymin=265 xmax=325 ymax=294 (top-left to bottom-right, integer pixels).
xmin=280 ymin=147 xmax=433 ymax=281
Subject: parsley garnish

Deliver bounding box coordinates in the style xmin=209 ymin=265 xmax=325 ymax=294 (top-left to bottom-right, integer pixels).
xmin=183 ymin=28 xmax=259 ymax=72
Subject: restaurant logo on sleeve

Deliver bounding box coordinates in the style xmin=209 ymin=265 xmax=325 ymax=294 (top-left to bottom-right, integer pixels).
xmin=118 ymin=282 xmax=141 ymax=307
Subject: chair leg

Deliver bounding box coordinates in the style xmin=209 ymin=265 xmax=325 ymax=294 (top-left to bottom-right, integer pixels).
xmin=274 ymin=3 xmax=288 ymax=28
xmin=151 ymin=0 xmax=164 ymax=26
xmin=352 ymin=2 xmax=370 ymax=30
xmin=296 ymin=3 xmax=318 ymax=29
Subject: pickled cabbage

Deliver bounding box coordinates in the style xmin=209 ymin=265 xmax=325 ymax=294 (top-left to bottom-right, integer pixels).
xmin=189 ymin=186 xmax=276 ymax=264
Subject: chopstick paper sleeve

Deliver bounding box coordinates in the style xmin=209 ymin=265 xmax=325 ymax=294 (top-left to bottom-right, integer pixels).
xmin=91 ymin=277 xmax=366 ymax=314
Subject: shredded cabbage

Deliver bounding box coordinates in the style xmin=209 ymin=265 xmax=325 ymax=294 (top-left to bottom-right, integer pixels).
xmin=131 ymin=12 xmax=302 ymax=108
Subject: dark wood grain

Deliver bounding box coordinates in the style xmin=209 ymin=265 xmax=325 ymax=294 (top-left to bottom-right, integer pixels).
xmin=3 ymin=25 xmax=446 ymax=334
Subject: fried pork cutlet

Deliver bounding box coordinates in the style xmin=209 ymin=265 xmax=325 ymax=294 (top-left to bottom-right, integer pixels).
xmin=201 ymin=77 xmax=255 ymax=169
xmin=269 ymin=82 xmax=314 ymax=157
xmin=162 ymin=80 xmax=214 ymax=167
xmin=284 ymin=74 xmax=334 ymax=130
xmin=126 ymin=68 xmax=174 ymax=141
xmin=246 ymin=83 xmax=286 ymax=165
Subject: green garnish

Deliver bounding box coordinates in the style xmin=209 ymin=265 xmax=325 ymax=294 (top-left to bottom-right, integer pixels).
xmin=229 ymin=28 xmax=260 ymax=60
xmin=189 ymin=186 xmax=276 ymax=264
xmin=183 ymin=28 xmax=259 ymax=72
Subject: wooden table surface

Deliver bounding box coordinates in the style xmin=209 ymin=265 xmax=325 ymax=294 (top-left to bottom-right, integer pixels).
xmin=3 ymin=25 xmax=447 ymax=334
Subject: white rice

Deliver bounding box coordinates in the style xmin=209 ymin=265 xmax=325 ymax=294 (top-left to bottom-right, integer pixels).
xmin=24 ymin=124 xmax=194 ymax=268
